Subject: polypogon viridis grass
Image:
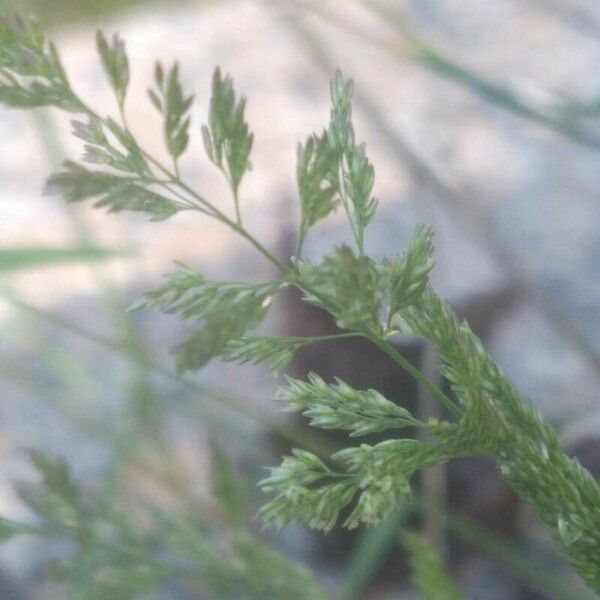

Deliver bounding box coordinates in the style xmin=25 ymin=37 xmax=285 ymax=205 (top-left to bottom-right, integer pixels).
xmin=1 ymin=13 xmax=599 ymax=594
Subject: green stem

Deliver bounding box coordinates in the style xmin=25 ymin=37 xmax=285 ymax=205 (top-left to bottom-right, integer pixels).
xmin=368 ymin=335 xmax=462 ymax=418
xmin=294 ymin=226 xmax=306 ymax=263
xmin=229 ymin=221 xmax=288 ymax=272
xmin=219 ymin=163 xmax=243 ymax=225
xmin=233 ymin=187 xmax=242 ymax=225
xmin=307 ymin=332 xmax=363 ymax=343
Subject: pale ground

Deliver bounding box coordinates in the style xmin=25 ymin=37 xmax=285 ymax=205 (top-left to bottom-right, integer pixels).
xmin=1 ymin=0 xmax=600 ymax=596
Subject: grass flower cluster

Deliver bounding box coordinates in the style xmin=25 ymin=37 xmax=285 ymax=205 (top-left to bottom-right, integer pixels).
xmin=1 ymin=12 xmax=599 ymax=596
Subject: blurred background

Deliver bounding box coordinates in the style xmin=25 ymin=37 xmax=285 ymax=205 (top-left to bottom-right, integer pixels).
xmin=1 ymin=0 xmax=600 ymax=598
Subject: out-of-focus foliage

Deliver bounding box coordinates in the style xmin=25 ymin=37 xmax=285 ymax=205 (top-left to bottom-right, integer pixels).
xmin=404 ymin=532 xmax=464 ymax=600
xmin=0 ymin=245 xmax=121 ymax=272
xmin=7 ymin=0 xmax=195 ymax=27
xmin=3 ymin=448 xmax=327 ymax=599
